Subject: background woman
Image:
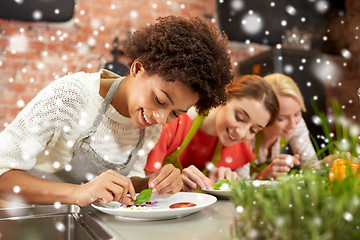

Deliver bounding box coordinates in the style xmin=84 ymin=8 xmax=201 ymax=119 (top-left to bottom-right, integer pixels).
xmin=145 ymin=75 xmax=279 ymax=191
xmin=249 ymin=73 xmax=318 ymax=180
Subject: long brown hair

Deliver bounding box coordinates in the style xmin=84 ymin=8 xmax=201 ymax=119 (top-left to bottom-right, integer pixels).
xmin=226 ymin=75 xmax=279 ymax=125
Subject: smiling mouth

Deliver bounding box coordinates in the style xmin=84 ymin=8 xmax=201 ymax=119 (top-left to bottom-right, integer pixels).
xmin=142 ymin=109 xmax=153 ymax=126
xmin=284 ymin=129 xmax=295 ymax=135
xmin=227 ymin=128 xmax=237 ymax=141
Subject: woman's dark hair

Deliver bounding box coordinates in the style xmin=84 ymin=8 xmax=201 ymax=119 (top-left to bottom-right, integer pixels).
xmin=123 ymin=15 xmax=233 ymax=115
xmin=226 ymin=75 xmax=279 ymax=126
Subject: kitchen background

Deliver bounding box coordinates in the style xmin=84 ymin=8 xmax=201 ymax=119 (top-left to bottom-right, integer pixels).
xmin=0 ymin=0 xmax=359 ymax=133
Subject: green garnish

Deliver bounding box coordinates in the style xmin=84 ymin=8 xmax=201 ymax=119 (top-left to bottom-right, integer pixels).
xmin=212 ymin=179 xmax=230 ymax=190
xmin=132 ymin=188 xmax=153 ymax=204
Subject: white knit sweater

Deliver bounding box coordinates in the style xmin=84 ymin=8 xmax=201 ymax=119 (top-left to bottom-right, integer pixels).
xmin=248 ymin=117 xmax=318 ymax=166
xmin=0 ymin=70 xmax=161 ymax=178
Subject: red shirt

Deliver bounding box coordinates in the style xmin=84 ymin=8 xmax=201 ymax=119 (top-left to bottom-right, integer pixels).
xmin=145 ymin=114 xmax=255 ymax=172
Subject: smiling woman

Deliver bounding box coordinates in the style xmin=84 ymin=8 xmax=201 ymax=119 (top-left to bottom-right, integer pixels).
xmin=0 ymin=15 xmax=233 ymax=207
xmin=145 ymin=75 xmax=279 ymax=191
xmin=249 ymin=73 xmax=319 ymax=180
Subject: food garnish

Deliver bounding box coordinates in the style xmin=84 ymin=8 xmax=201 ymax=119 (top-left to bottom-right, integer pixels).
xmin=212 ymin=179 xmax=231 ymax=190
xmin=132 ymin=188 xmax=153 ymax=205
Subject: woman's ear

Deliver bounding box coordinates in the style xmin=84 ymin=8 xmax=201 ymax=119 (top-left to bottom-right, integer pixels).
xmin=129 ymin=59 xmax=143 ymax=77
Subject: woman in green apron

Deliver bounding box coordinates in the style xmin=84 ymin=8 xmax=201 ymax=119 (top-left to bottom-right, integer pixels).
xmin=249 ymin=73 xmax=318 ymax=180
xmin=145 ymin=75 xmax=280 ymax=191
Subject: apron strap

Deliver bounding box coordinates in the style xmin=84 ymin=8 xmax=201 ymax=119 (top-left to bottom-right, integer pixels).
xmin=163 ymin=112 xmax=223 ymax=175
xmin=162 ymin=113 xmax=206 ymax=170
xmin=202 ymin=140 xmax=222 ymax=175
xmin=280 ymin=136 xmax=287 ymax=152
xmin=173 ymin=114 xmax=207 ymax=156
xmin=92 ymin=78 xmax=122 ymax=129
xmin=74 ymin=78 xmax=122 ymax=148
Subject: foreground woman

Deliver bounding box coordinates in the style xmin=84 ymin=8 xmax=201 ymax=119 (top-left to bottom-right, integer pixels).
xmin=0 ymin=16 xmax=233 ymax=206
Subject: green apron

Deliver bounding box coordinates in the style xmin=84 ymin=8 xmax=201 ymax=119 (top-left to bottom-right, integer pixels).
xmin=250 ymin=131 xmax=287 ymax=175
xmin=162 ymin=114 xmax=222 ymax=175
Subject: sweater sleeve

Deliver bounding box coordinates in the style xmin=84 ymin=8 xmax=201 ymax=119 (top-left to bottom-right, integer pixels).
xmin=0 ymin=73 xmax=86 ymax=176
xmin=288 ymin=117 xmax=318 ymax=166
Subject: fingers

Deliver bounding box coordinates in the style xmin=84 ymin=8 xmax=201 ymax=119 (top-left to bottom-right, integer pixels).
xmin=272 ymin=165 xmax=291 ymax=175
xmin=273 ymin=154 xmax=298 ymax=168
xmin=292 ymin=154 xmax=301 ymax=165
xmin=181 ymin=181 xmax=193 ymax=192
xmin=182 ymin=173 xmax=197 ymax=191
xmin=266 ymin=159 xmax=291 ymax=178
xmin=149 ymin=165 xmax=183 ymax=194
xmin=105 ymin=170 xmax=136 ymax=200
xmin=98 ymin=190 xmax=114 ymax=204
xmin=83 ymin=170 xmax=136 ymax=206
xmin=218 ymin=167 xmax=238 ymax=181
xmin=181 ymin=165 xmax=213 ymax=190
xmin=209 ymin=167 xmax=239 ymax=182
xmin=119 ymin=196 xmax=134 ymax=206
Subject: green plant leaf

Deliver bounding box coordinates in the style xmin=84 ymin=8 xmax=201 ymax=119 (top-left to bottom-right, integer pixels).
xmin=212 ymin=179 xmax=230 ymax=190
xmin=132 ymin=188 xmax=153 ymax=204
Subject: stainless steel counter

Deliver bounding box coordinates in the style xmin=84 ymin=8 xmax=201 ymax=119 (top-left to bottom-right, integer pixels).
xmin=0 ymin=204 xmax=120 ymax=240
xmin=91 ymin=199 xmax=236 ymax=240
xmin=0 ymin=199 xmax=236 ymax=240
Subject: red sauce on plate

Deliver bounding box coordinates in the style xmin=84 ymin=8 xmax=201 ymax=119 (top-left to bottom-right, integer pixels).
xmin=169 ymin=202 xmax=197 ymax=209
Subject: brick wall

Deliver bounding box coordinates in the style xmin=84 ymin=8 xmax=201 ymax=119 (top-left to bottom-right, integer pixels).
xmin=0 ymin=0 xmax=220 ymax=129
xmin=0 ymin=0 xmax=359 ymax=131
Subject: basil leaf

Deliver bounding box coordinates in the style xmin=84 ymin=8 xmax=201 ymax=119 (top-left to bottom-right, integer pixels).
xmin=212 ymin=179 xmax=230 ymax=190
xmin=132 ymin=188 xmax=153 ymax=204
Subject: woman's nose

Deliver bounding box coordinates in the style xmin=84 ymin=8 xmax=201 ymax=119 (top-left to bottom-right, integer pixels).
xmin=289 ymin=117 xmax=297 ymax=129
xmin=235 ymin=127 xmax=248 ymax=142
xmin=152 ymin=110 xmax=167 ymax=124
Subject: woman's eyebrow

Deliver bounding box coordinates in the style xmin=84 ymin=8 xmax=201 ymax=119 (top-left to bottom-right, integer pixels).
xmin=242 ymin=108 xmax=264 ymax=129
xmin=240 ymin=108 xmax=250 ymax=119
xmin=161 ymin=90 xmax=187 ymax=113
xmin=161 ymin=90 xmax=174 ymax=104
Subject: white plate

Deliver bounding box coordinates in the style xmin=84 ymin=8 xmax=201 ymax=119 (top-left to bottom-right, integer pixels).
xmin=202 ymin=189 xmax=232 ymax=199
xmin=91 ymin=192 xmax=217 ymax=221
xmin=202 ymin=180 xmax=278 ymax=198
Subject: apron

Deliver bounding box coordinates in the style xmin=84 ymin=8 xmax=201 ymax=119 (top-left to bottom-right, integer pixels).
xmin=28 ymin=78 xmax=145 ymax=184
xmin=162 ymin=114 xmax=222 ymax=175
xmin=250 ymin=132 xmax=287 ymax=175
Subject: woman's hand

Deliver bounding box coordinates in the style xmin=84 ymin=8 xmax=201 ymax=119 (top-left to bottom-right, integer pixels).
xmin=258 ymin=154 xmax=300 ymax=179
xmin=72 ymin=169 xmax=136 ymax=207
xmin=181 ymin=165 xmax=213 ymax=192
xmin=148 ymin=164 xmax=183 ymax=194
xmin=208 ymin=166 xmax=239 ymax=182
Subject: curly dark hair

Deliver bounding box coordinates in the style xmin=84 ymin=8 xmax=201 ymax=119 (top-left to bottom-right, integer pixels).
xmin=123 ymin=15 xmax=233 ymax=115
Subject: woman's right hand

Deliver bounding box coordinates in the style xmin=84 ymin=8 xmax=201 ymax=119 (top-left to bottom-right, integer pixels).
xmin=72 ymin=170 xmax=136 ymax=207
xmin=208 ymin=166 xmax=239 ymax=182
xmin=181 ymin=165 xmax=214 ymax=192
xmin=259 ymin=154 xmax=300 ymax=179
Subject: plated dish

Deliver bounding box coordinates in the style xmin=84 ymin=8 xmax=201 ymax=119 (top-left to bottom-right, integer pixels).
xmin=91 ymin=192 xmax=217 ymax=221
xmin=202 ymin=180 xmax=279 ymax=199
